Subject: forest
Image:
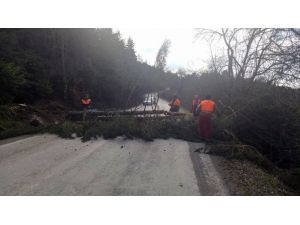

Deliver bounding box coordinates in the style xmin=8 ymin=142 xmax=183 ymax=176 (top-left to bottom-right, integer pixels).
xmin=0 ymin=28 xmax=172 ymax=108
xmin=1 ymin=28 xmax=300 ymax=190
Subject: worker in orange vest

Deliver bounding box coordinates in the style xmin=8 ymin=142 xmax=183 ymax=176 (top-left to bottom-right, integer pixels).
xmin=81 ymin=94 xmax=92 ymax=111
xmin=169 ymin=95 xmax=181 ymax=112
xmin=197 ymin=95 xmax=216 ymax=141
xmin=191 ymin=95 xmax=201 ymax=117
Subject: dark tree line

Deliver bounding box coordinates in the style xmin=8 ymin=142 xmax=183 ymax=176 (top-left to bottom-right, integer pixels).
xmin=0 ymin=28 xmax=171 ymax=108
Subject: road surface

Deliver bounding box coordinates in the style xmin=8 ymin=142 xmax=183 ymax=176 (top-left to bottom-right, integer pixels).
xmin=0 ymin=97 xmax=228 ymax=195
xmin=0 ymin=135 xmax=228 ymax=195
xmin=135 ymin=94 xmax=188 ymax=113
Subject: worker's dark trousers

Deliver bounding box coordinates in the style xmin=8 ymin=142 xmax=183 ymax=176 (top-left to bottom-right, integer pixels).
xmin=82 ymin=105 xmax=91 ymax=110
xmin=170 ymin=106 xmax=179 ymax=112
xmin=198 ymin=112 xmax=212 ymax=140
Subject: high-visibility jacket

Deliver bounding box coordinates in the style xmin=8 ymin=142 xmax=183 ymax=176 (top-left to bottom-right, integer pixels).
xmin=192 ymin=99 xmax=201 ymax=112
xmin=169 ymin=98 xmax=181 ymax=108
xmin=199 ymin=99 xmax=215 ymax=113
xmin=81 ymin=98 xmax=92 ymax=105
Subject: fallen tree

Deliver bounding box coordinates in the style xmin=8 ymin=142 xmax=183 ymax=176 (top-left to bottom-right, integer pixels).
xmin=66 ymin=110 xmax=186 ymax=121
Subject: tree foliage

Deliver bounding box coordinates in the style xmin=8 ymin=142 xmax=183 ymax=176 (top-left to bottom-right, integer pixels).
xmin=0 ymin=29 xmax=170 ymax=108
xmin=162 ymin=67 xmax=300 ymax=169
xmin=0 ymin=60 xmax=25 ymax=104
xmin=196 ymin=28 xmax=300 ymax=85
xmin=155 ymin=39 xmax=171 ymax=70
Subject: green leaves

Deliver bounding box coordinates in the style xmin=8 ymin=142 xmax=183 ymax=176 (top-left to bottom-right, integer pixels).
xmin=0 ymin=60 xmax=25 ymax=104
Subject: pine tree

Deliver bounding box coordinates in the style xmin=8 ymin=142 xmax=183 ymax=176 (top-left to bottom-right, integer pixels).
xmin=155 ymin=39 xmax=171 ymax=70
xmin=126 ymin=37 xmax=137 ymax=60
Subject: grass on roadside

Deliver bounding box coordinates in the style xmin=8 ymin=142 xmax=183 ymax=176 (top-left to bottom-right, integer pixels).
xmin=206 ymin=143 xmax=300 ymax=194
xmin=0 ymin=120 xmax=46 ymax=140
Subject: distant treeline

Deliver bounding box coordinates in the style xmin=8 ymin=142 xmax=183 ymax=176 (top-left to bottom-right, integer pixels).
xmin=0 ymin=28 xmax=175 ymax=108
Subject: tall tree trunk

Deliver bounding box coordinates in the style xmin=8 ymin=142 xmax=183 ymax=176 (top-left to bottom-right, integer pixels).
xmin=61 ymin=32 xmax=68 ymax=100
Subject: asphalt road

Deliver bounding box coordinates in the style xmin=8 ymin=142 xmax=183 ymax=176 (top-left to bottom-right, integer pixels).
xmin=0 ymin=134 xmax=228 ymax=195
xmin=135 ymin=95 xmax=188 ymax=113
xmin=0 ymin=98 xmax=228 ymax=196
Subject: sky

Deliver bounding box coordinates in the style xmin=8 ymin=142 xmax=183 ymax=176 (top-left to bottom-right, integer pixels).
xmin=117 ymin=28 xmax=213 ymax=72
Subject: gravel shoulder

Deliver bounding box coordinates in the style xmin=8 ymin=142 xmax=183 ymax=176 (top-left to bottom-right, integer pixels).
xmin=211 ymin=156 xmax=292 ymax=195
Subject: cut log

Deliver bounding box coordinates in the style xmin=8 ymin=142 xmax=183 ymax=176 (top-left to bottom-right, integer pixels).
xmin=68 ymin=110 xmax=166 ymax=116
xmin=66 ymin=110 xmax=186 ymax=121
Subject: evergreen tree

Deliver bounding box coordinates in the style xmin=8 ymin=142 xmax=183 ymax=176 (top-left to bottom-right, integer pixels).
xmin=0 ymin=60 xmax=25 ymax=104
xmin=0 ymin=28 xmax=171 ymax=108
xmin=155 ymin=39 xmax=171 ymax=70
xmin=126 ymin=37 xmax=137 ymax=60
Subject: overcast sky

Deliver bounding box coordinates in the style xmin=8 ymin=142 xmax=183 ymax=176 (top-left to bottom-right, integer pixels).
xmin=117 ymin=28 xmax=213 ymax=72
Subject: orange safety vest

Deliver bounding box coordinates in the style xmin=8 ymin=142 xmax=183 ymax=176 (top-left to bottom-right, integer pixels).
xmin=81 ymin=98 xmax=91 ymax=105
xmin=170 ymin=98 xmax=181 ymax=108
xmin=199 ymin=99 xmax=215 ymax=113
